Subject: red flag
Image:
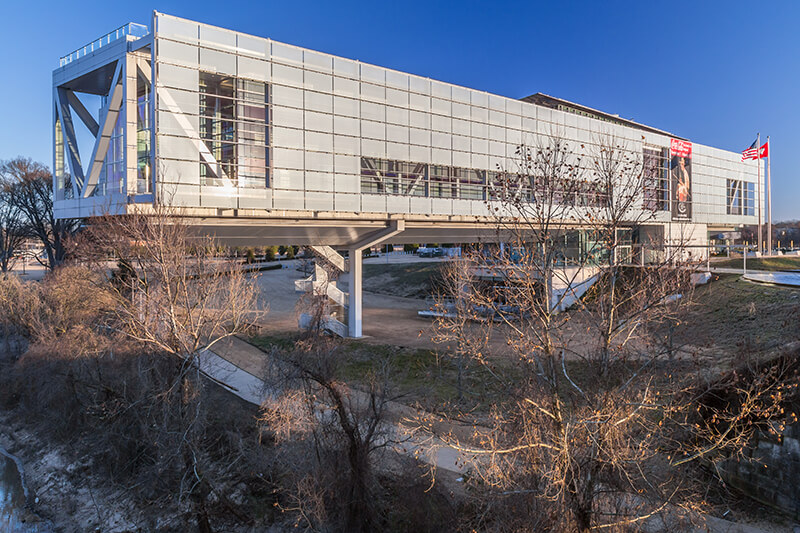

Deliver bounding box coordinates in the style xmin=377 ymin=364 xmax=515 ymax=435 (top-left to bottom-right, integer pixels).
xmin=742 ymin=140 xmax=768 ymax=161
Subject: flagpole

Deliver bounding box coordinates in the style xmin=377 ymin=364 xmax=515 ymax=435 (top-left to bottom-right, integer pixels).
xmin=767 ymin=136 xmax=772 ymax=254
xmin=757 ymin=132 xmax=762 ymax=254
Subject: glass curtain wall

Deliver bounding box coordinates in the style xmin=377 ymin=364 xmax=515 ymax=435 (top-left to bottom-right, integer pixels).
xmin=643 ymin=146 xmax=669 ymax=211
xmin=94 ymin=112 xmax=125 ymax=197
xmin=505 ymin=229 xmax=617 ymax=267
xmin=199 ymin=72 xmax=269 ymax=188
xmin=360 ymin=158 xmax=427 ymax=196
xmin=54 ymin=115 xmax=73 ymax=200
xmin=137 ymin=70 xmax=152 ymax=194
xmin=359 ymin=156 xmax=615 ymax=207
xmin=726 ymin=179 xmax=755 ymax=216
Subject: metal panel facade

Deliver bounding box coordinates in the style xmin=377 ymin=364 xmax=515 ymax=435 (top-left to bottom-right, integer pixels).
xmin=53 ymin=12 xmax=761 ymax=232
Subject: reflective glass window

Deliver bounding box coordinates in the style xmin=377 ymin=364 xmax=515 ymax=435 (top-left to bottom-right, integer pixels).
xmin=199 ymin=71 xmax=269 ymax=188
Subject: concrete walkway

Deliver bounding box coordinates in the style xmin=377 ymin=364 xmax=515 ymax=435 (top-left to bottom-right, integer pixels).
xmin=710 ymin=266 xmax=800 ymax=287
xmin=743 ymin=271 xmax=800 ymax=287
xmin=198 ymin=336 xmax=469 ymax=474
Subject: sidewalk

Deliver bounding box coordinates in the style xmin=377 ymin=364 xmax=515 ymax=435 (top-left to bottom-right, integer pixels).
xmin=199 ymin=336 xmax=470 ymax=474
xmin=709 ymin=267 xmax=800 ymax=287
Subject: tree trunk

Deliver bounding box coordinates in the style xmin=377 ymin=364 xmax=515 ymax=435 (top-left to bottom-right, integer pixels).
xmin=346 ymin=438 xmax=372 ymax=533
xmin=180 ymin=366 xmax=212 ymax=533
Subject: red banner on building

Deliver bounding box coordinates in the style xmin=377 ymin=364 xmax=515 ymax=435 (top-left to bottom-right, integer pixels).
xmin=670 ymin=138 xmax=692 ymax=221
xmin=670 ymin=139 xmax=692 ymax=158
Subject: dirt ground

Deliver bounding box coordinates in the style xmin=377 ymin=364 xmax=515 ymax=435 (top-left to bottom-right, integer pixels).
xmin=252 ymin=261 xmax=446 ymax=350
xmin=251 ymin=261 xmax=623 ymax=359
xmin=250 ymin=261 xmax=533 ymax=362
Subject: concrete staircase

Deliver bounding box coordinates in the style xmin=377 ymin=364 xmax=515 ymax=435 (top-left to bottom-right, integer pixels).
xmin=551 ymin=266 xmax=600 ymax=311
xmin=295 ymin=245 xmax=349 ymax=336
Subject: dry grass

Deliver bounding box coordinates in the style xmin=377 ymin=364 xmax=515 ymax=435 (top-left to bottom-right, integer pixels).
xmin=252 ymin=272 xmax=800 ymax=416
xmin=711 ymin=255 xmax=800 ymax=271
xmin=362 ymin=263 xmax=443 ymax=299
xmin=249 ymin=332 xmax=514 ymax=417
xmin=676 ymin=273 xmax=800 ymax=352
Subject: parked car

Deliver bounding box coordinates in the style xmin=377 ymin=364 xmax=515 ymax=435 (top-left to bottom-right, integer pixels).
xmin=418 ymin=247 xmax=445 ymax=258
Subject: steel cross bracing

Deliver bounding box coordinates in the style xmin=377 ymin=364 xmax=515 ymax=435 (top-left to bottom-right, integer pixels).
xmin=54 ymin=60 xmax=125 ymax=199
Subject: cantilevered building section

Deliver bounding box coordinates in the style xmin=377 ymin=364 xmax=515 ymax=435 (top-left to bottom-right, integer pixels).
xmin=52 ymin=12 xmax=763 ymax=336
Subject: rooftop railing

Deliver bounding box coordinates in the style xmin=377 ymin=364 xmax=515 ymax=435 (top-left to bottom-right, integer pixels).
xmin=59 ymin=22 xmax=149 ymax=67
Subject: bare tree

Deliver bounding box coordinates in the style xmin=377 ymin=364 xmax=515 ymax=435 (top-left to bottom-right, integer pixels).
xmin=0 ymin=211 xmax=272 ymax=530
xmin=431 ymin=256 xmax=487 ymax=402
xmin=259 ymin=337 xmax=398 ymax=532
xmin=575 ymin=136 xmax=699 ymax=378
xmin=0 ymin=157 xmax=80 ymax=269
xmin=0 ymin=184 xmax=25 ymax=275
xmin=421 ymin=134 xmax=785 ymax=532
xmin=78 ymin=208 xmax=262 ymax=532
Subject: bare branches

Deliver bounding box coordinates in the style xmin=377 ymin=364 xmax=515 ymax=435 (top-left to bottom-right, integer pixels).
xmin=0 ymin=184 xmax=26 ymax=274
xmin=79 ymin=208 xmax=261 ymax=362
xmin=70 ymin=206 xmax=265 ymax=530
xmin=259 ymin=338 xmax=400 ymax=532
xmin=0 ymin=157 xmax=79 ymax=269
xmin=432 ymin=256 xmax=489 ymax=401
xmin=415 ymin=134 xmax=785 ymax=531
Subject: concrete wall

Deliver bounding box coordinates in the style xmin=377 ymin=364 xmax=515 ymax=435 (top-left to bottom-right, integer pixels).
xmin=722 ymin=422 xmax=800 ymax=519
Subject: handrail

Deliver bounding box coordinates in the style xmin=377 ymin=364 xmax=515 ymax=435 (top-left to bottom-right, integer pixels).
xmin=59 ymin=22 xmax=149 ymax=67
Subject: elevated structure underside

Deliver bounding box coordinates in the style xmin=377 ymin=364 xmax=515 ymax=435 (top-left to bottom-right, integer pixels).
xmin=178 ymin=215 xmax=521 ymax=246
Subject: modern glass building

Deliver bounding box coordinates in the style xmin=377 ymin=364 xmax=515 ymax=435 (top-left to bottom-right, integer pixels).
xmin=52 ymin=12 xmax=763 ymax=336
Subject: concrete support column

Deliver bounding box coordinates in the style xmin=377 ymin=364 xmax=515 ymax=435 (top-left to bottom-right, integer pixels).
xmin=343 ymin=219 xmax=404 ymax=338
xmin=348 ymin=248 xmax=363 ymax=338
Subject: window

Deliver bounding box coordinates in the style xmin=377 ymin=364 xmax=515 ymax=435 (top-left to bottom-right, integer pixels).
xmin=727 ymin=179 xmax=755 ymax=216
xmin=429 ymin=165 xmax=457 ymax=198
xmin=429 ymin=166 xmax=486 ymax=199
xmin=487 ymin=171 xmax=509 ymax=201
xmin=744 ymin=181 xmax=755 ymax=216
xmin=54 ymin=115 xmax=72 ymax=200
xmin=136 ymin=70 xmax=152 ymax=194
xmin=358 ymin=156 xmax=608 ymax=206
xmin=199 ymin=72 xmax=269 ymax=188
xmin=614 ymin=228 xmax=633 ymax=265
xmin=457 ymin=168 xmax=486 ymax=200
xmin=94 ymin=112 xmax=124 ymax=197
xmin=643 ymin=147 xmax=669 ymax=211
xmin=360 ymin=157 xmax=427 ymax=196
xmin=577 ymin=180 xmax=609 ymax=208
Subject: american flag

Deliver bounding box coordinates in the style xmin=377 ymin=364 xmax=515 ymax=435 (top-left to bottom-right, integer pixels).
xmin=742 ymin=138 xmax=768 ymax=161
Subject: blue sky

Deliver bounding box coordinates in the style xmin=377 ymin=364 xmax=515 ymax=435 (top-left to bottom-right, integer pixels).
xmin=2 ymin=0 xmax=797 ymax=220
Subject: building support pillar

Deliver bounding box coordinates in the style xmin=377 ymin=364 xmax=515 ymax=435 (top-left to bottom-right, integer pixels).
xmin=348 ymin=246 xmax=363 ymax=338
xmin=345 ymin=220 xmax=405 ymax=338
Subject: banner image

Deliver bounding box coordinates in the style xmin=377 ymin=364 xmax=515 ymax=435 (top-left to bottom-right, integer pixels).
xmin=670 ymin=139 xmax=692 ymax=221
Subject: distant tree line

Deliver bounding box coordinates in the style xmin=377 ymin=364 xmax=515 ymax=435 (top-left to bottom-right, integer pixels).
xmin=0 ymin=157 xmax=79 ymax=273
